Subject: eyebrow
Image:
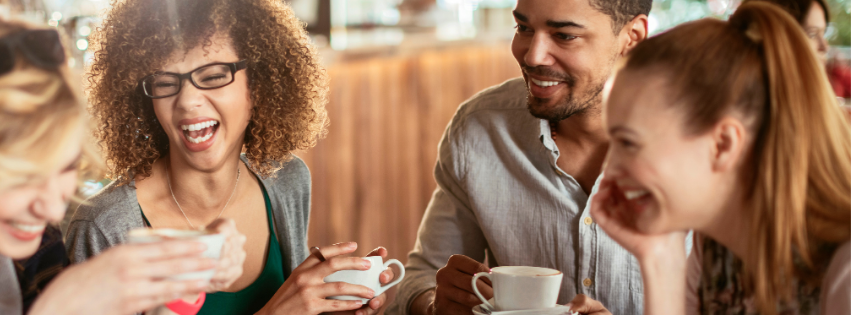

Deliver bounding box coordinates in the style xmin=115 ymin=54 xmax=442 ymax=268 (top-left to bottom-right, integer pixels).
xmin=608 ymin=126 xmax=638 ymax=136
xmin=512 ymin=11 xmax=586 ymax=29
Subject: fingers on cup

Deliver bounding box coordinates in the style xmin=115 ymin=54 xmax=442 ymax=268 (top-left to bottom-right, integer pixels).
xmin=366 ymin=246 xmax=388 ymax=258
xmin=301 ymin=242 xmax=358 ymax=269
xmin=319 ymin=256 xmax=372 ymax=276
xmin=437 ymin=284 xmax=484 ymax=308
xmin=320 ymin=299 xmax=364 ymax=313
xmin=321 ymin=282 xmax=375 ymax=299
xmin=568 ymin=294 xmax=605 ymax=313
xmin=323 ymin=242 xmax=359 ymax=258
xmin=138 ymin=240 xmax=208 ymax=260
xmin=379 ymin=268 xmax=395 ymax=284
xmin=446 ymin=255 xmax=486 ymax=274
xmin=369 ymin=293 xmax=386 ymax=310
xmin=140 ymin=257 xmax=217 ymax=278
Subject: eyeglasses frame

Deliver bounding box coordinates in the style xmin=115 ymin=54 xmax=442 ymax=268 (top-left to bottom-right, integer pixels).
xmin=139 ymin=59 xmax=248 ymax=99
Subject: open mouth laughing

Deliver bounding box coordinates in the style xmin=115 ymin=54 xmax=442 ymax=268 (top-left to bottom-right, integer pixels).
xmin=2 ymin=220 xmax=46 ymax=241
xmin=177 ymin=118 xmax=220 ymax=152
xmin=181 ymin=120 xmax=219 ymax=144
xmin=616 ymin=183 xmax=654 ymax=214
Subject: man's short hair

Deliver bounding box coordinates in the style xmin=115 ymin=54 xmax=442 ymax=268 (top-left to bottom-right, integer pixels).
xmin=591 ymin=0 xmax=653 ymax=33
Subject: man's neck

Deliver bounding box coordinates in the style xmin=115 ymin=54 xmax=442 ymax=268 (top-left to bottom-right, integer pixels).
xmin=553 ymin=107 xmax=608 ymax=146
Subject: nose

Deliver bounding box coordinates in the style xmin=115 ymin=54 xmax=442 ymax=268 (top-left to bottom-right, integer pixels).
xmin=817 ymin=36 xmax=828 ymax=55
xmin=524 ymin=33 xmax=555 ymax=67
xmin=602 ymin=151 xmax=625 ymax=179
xmin=175 ymin=79 xmax=206 ymax=112
xmin=31 ymin=176 xmax=69 ymax=223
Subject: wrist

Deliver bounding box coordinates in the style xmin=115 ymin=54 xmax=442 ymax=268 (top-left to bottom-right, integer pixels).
xmin=637 ymin=245 xmax=686 ymax=272
xmin=409 ymin=289 xmax=435 ymax=315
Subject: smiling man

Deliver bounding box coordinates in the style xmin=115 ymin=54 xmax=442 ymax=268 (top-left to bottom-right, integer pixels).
xmin=386 ymin=0 xmax=650 ymax=314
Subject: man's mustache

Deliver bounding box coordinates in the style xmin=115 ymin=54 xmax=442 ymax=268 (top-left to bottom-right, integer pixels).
xmin=521 ymin=65 xmax=575 ymax=87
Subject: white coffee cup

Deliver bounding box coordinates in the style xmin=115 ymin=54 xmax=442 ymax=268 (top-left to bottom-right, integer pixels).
xmin=127 ymin=228 xmax=225 ymax=281
xmin=472 ymin=266 xmax=563 ymax=311
xmin=323 ymin=256 xmax=406 ymax=303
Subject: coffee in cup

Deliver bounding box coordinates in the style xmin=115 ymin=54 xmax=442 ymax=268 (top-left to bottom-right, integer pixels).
xmin=323 ymin=256 xmax=405 ymax=303
xmin=472 ymin=266 xmax=563 ymax=311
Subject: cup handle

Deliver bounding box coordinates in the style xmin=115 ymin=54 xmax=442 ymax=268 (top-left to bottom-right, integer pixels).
xmin=374 ymin=259 xmax=406 ymax=296
xmin=471 ymin=272 xmax=494 ymax=310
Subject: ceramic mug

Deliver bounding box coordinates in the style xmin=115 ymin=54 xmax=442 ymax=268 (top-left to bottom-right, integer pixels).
xmin=127 ymin=228 xmax=225 ymax=281
xmin=323 ymin=256 xmax=406 ymax=303
xmin=472 ymin=266 xmax=563 ymax=311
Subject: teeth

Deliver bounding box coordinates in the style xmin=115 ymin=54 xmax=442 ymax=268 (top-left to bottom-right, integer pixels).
xmin=9 ymin=222 xmax=46 ymax=233
xmin=187 ymin=131 xmax=214 ymax=143
xmin=624 ymin=190 xmax=649 ymax=200
xmin=530 ymin=78 xmax=561 ymax=87
xmin=181 ymin=120 xmax=218 ymax=131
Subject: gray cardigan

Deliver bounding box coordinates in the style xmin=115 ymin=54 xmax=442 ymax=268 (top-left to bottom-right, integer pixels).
xmin=65 ymin=156 xmax=311 ymax=281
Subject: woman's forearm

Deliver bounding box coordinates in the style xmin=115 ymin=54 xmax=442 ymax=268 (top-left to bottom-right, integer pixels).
xmin=639 ymin=253 xmax=687 ymax=315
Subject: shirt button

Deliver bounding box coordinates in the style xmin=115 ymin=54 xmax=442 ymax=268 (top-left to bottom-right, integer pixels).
xmin=583 ymin=278 xmax=593 ymax=287
xmin=583 ymin=217 xmax=593 ymax=225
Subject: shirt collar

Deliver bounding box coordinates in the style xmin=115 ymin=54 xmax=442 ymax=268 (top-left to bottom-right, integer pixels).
xmin=539 ymin=119 xmax=557 ymax=152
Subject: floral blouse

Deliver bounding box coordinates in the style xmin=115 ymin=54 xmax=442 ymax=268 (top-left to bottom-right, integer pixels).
xmin=696 ymin=237 xmax=837 ymax=315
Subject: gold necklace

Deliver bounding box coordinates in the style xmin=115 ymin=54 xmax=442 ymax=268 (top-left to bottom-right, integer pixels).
xmin=165 ymin=165 xmax=240 ymax=229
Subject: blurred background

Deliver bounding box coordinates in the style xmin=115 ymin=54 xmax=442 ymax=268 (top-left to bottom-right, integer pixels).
xmin=1 ymin=0 xmax=849 ymax=264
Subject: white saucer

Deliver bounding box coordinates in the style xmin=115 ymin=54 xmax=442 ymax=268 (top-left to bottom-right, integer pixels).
xmin=472 ymin=299 xmax=577 ymax=315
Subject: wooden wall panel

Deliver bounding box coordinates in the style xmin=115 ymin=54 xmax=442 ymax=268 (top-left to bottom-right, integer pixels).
xmin=300 ymin=42 xmax=521 ymax=264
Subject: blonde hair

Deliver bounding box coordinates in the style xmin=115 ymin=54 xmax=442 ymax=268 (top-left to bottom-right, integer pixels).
xmin=623 ymin=3 xmax=851 ymax=314
xmin=0 ymin=19 xmax=102 ymax=192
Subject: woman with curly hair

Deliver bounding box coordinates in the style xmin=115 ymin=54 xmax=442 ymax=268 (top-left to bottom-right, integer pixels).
xmin=65 ymin=0 xmax=396 ymax=314
xmin=0 ymin=18 xmax=234 ymax=315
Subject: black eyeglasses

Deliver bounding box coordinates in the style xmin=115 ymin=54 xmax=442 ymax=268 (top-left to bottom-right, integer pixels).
xmin=0 ymin=29 xmax=66 ymax=76
xmin=139 ymin=60 xmax=248 ymax=99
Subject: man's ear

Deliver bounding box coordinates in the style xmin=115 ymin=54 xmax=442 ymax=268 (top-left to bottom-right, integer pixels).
xmin=620 ymin=14 xmax=648 ymax=55
xmin=709 ymin=117 xmax=747 ymax=173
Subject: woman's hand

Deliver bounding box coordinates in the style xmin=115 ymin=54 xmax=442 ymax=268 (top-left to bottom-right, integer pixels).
xmin=590 ymin=178 xmax=686 ymax=262
xmin=256 ymin=242 xmax=377 ymax=315
xmin=326 ymin=247 xmax=398 ymax=315
xmin=29 ymin=241 xmax=215 ymax=315
xmin=205 ymin=218 xmax=247 ymax=292
xmin=590 ymin=177 xmax=688 ymax=314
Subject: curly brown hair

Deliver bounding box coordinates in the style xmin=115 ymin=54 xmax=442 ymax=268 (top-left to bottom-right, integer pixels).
xmin=87 ymin=0 xmax=328 ymax=185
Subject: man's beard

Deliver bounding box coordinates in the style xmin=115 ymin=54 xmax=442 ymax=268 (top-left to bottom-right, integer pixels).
xmin=523 ymin=65 xmax=607 ymax=122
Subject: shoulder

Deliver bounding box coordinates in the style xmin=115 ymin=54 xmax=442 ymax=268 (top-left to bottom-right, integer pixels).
xmin=256 ymin=155 xmax=311 ymax=216
xmin=447 ymin=77 xmax=530 ymax=131
xmin=72 ymin=181 xmax=138 ymax=224
xmin=69 ymin=180 xmax=141 ymax=237
xmin=66 ymin=181 xmax=142 ymax=261
xmin=260 ymin=155 xmax=311 ymax=192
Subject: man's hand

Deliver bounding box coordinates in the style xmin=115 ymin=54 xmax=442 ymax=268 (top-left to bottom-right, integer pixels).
xmin=413 ymin=254 xmax=492 ymax=315
xmin=566 ymin=295 xmax=612 ymax=315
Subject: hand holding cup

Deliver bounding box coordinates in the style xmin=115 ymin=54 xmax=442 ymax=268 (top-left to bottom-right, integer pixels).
xmin=255 ymin=242 xmax=379 ymax=315
xmin=204 ymin=218 xmax=247 ymax=292
xmin=28 ymin=241 xmax=214 ymax=315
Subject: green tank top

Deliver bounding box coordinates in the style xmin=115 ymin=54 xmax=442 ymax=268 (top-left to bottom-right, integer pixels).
xmin=140 ymin=185 xmax=285 ymax=314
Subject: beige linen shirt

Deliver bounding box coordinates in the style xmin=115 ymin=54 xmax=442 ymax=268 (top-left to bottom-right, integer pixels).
xmin=387 ymin=78 xmax=644 ymax=315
